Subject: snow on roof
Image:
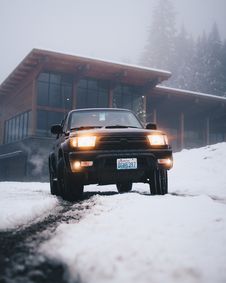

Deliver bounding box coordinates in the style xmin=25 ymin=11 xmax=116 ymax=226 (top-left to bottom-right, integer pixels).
xmin=36 ymin=48 xmax=172 ymax=77
xmin=156 ymin=85 xmax=226 ymax=102
xmin=0 ymin=48 xmax=171 ymax=96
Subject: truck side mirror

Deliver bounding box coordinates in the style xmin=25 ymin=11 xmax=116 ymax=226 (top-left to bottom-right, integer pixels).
xmin=51 ymin=124 xmax=63 ymax=135
xmin=146 ymin=122 xmax=157 ymax=130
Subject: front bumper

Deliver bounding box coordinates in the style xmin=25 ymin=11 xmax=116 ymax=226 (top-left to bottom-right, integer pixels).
xmin=66 ymin=149 xmax=173 ymax=185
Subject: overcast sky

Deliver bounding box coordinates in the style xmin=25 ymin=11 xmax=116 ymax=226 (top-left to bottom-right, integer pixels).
xmin=0 ymin=0 xmax=225 ymax=84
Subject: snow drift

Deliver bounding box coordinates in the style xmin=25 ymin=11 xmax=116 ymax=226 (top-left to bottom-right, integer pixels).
xmin=40 ymin=142 xmax=226 ymax=283
xmin=0 ymin=143 xmax=226 ymax=283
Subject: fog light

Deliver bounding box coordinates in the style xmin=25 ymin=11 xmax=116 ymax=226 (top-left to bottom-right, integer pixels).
xmin=158 ymin=158 xmax=173 ymax=168
xmin=73 ymin=161 xmax=81 ymax=170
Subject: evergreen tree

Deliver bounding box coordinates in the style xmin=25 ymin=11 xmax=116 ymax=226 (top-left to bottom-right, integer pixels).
xmin=171 ymin=25 xmax=194 ymax=89
xmin=140 ymin=2 xmax=225 ymax=97
xmin=192 ymin=23 xmax=223 ymax=96
xmin=220 ymin=40 xmax=226 ymax=96
xmin=192 ymin=32 xmax=209 ymax=93
xmin=140 ymin=0 xmax=176 ymax=71
xmin=206 ymin=22 xmax=223 ymax=95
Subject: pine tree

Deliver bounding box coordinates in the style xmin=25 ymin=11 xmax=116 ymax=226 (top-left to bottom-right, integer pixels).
xmin=192 ymin=23 xmax=223 ymax=96
xmin=206 ymin=22 xmax=223 ymax=95
xmin=192 ymin=32 xmax=209 ymax=93
xmin=140 ymin=2 xmax=225 ymax=97
xmin=140 ymin=0 xmax=176 ymax=71
xmin=171 ymin=26 xmax=194 ymax=89
xmin=220 ymin=40 xmax=226 ymax=96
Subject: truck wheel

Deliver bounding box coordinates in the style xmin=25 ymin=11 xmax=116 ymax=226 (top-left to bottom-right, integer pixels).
xmin=149 ymin=169 xmax=168 ymax=195
xmin=49 ymin=159 xmax=59 ymax=195
xmin=58 ymin=158 xmax=84 ymax=201
xmin=116 ymin=182 xmax=133 ymax=193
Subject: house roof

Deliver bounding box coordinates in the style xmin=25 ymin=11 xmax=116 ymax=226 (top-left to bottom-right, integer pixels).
xmin=0 ymin=49 xmax=171 ymax=96
xmin=154 ymin=85 xmax=226 ymax=102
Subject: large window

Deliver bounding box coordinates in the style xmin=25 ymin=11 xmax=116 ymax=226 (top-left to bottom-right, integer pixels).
xmin=77 ymin=78 xmax=109 ymax=109
xmin=4 ymin=111 xmax=31 ymax=144
xmin=36 ymin=110 xmax=65 ymax=137
xmin=37 ymin=72 xmax=73 ymax=110
xmin=113 ymin=84 xmax=145 ymax=122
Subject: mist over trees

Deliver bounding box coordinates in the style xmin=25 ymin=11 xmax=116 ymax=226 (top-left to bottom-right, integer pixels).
xmin=140 ymin=0 xmax=226 ymax=97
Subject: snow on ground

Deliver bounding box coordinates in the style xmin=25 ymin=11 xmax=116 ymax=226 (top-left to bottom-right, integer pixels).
xmin=169 ymin=142 xmax=226 ymax=199
xmin=0 ymin=182 xmax=59 ymax=230
xmin=0 ymin=143 xmax=226 ymax=282
xmin=40 ymin=142 xmax=226 ymax=283
xmin=41 ymin=193 xmax=226 ymax=283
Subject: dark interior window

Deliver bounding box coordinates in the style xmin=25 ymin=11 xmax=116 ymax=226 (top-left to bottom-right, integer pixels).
xmin=77 ymin=78 xmax=109 ymax=109
xmin=4 ymin=111 xmax=30 ymax=144
xmin=37 ymin=72 xmax=73 ymax=110
xmin=36 ymin=110 xmax=65 ymax=137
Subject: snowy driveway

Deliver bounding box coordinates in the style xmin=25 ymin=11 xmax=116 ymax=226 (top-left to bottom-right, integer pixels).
xmin=0 ymin=143 xmax=226 ymax=283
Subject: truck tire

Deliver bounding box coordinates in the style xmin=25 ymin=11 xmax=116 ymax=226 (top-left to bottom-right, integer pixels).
xmin=49 ymin=159 xmax=59 ymax=195
xmin=57 ymin=158 xmax=84 ymax=201
xmin=116 ymin=182 xmax=133 ymax=193
xmin=149 ymin=169 xmax=168 ymax=195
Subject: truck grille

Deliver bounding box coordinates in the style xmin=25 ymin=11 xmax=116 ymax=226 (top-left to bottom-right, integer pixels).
xmin=97 ymin=136 xmax=149 ymax=150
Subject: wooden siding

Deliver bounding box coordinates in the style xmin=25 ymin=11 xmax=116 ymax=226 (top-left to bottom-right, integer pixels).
xmin=0 ymin=82 xmax=33 ymax=143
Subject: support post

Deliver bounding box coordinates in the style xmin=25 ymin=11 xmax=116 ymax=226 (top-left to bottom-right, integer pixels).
xmin=109 ymin=88 xmax=114 ymax=108
xmin=179 ymin=112 xmax=184 ymax=150
xmin=72 ymin=78 xmax=77 ymax=109
xmin=31 ymin=79 xmax=36 ymax=136
xmin=206 ymin=117 xmax=210 ymax=145
xmin=142 ymin=96 xmax=147 ymax=123
xmin=153 ymin=109 xmax=157 ymax=123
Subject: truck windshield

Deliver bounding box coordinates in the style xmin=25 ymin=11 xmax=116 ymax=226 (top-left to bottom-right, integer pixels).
xmin=70 ymin=110 xmax=143 ymax=130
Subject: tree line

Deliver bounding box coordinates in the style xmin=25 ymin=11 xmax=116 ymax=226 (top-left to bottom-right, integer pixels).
xmin=140 ymin=0 xmax=226 ymax=97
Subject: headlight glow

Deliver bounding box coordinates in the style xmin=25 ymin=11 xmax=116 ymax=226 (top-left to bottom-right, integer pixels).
xmin=70 ymin=136 xmax=96 ymax=148
xmin=147 ymin=134 xmax=168 ymax=146
xmin=70 ymin=137 xmax=77 ymax=147
xmin=78 ymin=136 xmax=96 ymax=147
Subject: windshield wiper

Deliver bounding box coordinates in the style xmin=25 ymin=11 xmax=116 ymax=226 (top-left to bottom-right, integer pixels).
xmin=70 ymin=126 xmax=103 ymax=131
xmin=105 ymin=125 xmax=139 ymax=129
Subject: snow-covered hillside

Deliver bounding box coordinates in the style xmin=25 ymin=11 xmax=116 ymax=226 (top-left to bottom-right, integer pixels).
xmin=0 ymin=143 xmax=226 ymax=283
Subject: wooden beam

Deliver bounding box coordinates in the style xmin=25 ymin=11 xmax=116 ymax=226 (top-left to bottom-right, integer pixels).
xmin=143 ymin=78 xmax=160 ymax=94
xmin=206 ymin=117 xmax=210 ymax=145
xmin=153 ymin=108 xmax=157 ymax=123
xmin=179 ymin=112 xmax=184 ymax=150
xmin=20 ymin=65 xmax=33 ymax=70
xmin=0 ymin=85 xmax=15 ymax=91
xmin=109 ymin=88 xmax=114 ymax=108
xmin=143 ymin=95 xmax=147 ymax=123
xmin=74 ymin=64 xmax=90 ymax=82
xmin=72 ymin=79 xmax=77 ymax=109
xmin=31 ymin=79 xmax=36 ymax=136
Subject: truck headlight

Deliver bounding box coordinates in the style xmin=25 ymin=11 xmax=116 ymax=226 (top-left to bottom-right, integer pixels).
xmin=147 ymin=134 xmax=168 ymax=146
xmin=70 ymin=136 xmax=96 ymax=148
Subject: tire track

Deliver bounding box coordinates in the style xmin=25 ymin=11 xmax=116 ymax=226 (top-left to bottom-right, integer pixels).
xmin=0 ymin=192 xmax=108 ymax=283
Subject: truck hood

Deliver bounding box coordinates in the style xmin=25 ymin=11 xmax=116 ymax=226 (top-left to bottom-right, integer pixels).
xmin=69 ymin=127 xmax=165 ymax=137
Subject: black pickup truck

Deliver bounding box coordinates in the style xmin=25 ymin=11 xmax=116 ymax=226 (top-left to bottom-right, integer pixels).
xmin=49 ymin=108 xmax=173 ymax=201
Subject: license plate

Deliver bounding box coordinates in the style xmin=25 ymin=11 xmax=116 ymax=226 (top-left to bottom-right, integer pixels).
xmin=117 ymin=158 xmax=137 ymax=170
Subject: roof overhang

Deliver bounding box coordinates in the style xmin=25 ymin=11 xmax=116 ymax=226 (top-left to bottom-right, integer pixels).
xmin=154 ymin=85 xmax=226 ymax=103
xmin=0 ymin=49 xmax=171 ymax=96
xmin=152 ymin=85 xmax=226 ymax=120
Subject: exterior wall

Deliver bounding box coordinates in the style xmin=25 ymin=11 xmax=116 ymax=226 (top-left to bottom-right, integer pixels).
xmin=2 ymin=82 xmax=33 ymax=119
xmin=0 ymin=81 xmax=33 ymax=144
xmin=147 ymin=94 xmax=226 ymax=152
xmin=0 ymin=136 xmax=54 ymax=181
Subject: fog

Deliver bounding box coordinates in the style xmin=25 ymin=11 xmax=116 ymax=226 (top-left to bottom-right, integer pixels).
xmin=0 ymin=0 xmax=225 ymax=84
